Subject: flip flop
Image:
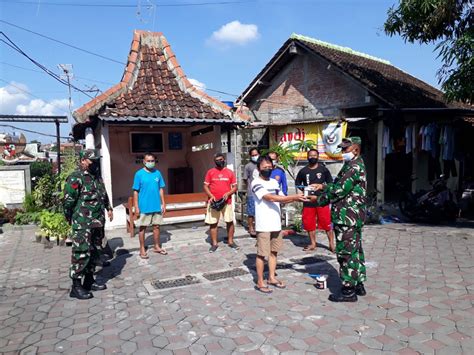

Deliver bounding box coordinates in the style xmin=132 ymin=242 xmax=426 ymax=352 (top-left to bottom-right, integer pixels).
xmin=152 ymin=248 xmax=168 ymax=255
xmin=255 ymin=286 xmax=273 ymax=294
xmin=139 ymin=253 xmax=149 ymax=259
xmin=268 ymin=281 xmax=286 ymax=289
xmin=303 ymin=246 xmax=317 ymax=251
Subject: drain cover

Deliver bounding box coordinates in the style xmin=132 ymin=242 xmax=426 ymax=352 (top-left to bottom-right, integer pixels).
xmin=203 ymin=268 xmax=249 ymax=281
xmin=290 ymin=256 xmax=333 ymax=265
xmin=151 ymin=275 xmax=200 ymax=290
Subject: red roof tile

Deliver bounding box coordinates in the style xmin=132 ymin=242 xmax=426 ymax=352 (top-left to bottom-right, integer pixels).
xmin=74 ymin=30 xmax=246 ymax=124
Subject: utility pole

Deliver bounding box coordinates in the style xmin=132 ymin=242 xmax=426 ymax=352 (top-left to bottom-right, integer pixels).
xmin=58 ymin=64 xmax=74 ymax=120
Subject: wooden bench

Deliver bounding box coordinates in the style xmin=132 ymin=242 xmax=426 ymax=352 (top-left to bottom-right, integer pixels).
xmin=125 ymin=192 xmax=208 ymax=238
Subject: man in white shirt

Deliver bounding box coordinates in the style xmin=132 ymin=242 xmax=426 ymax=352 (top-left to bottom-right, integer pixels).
xmin=251 ymin=155 xmax=306 ymax=294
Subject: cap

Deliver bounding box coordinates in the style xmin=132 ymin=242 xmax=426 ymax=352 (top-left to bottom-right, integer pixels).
xmin=79 ymin=149 xmax=100 ymax=160
xmin=337 ymin=136 xmax=362 ymax=149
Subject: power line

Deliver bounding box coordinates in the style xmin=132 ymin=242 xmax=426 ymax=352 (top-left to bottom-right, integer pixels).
xmin=0 ymin=20 xmax=125 ymax=65
xmin=0 ymin=124 xmax=70 ymax=139
xmin=0 ymin=21 xmax=241 ymax=98
xmin=0 ymin=61 xmax=115 ymax=86
xmin=0 ymin=0 xmax=253 ymax=8
xmin=0 ymin=32 xmax=94 ymax=99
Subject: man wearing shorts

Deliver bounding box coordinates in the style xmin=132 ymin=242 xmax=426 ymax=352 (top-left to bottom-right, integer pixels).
xmin=251 ymin=155 xmax=306 ymax=294
xmin=133 ymin=152 xmax=167 ymax=259
xmin=295 ymin=149 xmax=335 ymax=252
xmin=243 ymin=147 xmax=260 ymax=237
xmin=204 ymin=153 xmax=238 ymax=252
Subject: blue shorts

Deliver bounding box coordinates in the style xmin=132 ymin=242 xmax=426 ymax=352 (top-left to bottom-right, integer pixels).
xmin=246 ymin=194 xmax=255 ymax=217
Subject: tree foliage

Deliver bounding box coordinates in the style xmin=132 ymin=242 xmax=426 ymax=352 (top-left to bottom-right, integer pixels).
xmin=384 ymin=0 xmax=473 ymax=103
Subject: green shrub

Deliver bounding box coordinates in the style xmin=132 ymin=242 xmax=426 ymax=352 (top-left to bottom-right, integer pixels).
xmin=32 ymin=175 xmax=55 ymax=210
xmin=14 ymin=211 xmax=42 ymax=225
xmin=30 ymin=161 xmax=53 ymax=188
xmin=38 ymin=211 xmax=71 ymax=240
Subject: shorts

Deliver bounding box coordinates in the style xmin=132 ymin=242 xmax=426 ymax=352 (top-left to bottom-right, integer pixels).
xmin=246 ymin=194 xmax=255 ymax=217
xmin=205 ymin=203 xmax=234 ymax=225
xmin=256 ymin=231 xmax=283 ymax=257
xmin=136 ymin=213 xmax=163 ymax=227
xmin=302 ymin=206 xmax=331 ymax=231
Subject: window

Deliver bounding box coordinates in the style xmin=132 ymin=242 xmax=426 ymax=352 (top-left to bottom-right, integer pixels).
xmin=130 ymin=132 xmax=164 ymax=153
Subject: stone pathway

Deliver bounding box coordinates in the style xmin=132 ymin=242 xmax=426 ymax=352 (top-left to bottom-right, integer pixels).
xmin=0 ymin=222 xmax=473 ymax=354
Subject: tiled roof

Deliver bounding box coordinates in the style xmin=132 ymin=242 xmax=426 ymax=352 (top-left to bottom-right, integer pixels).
xmin=73 ymin=31 xmax=246 ymax=124
xmin=238 ymin=33 xmax=469 ymax=109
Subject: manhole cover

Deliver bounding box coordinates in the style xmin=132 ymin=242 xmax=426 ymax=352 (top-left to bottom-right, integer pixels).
xmin=151 ymin=275 xmax=200 ymax=290
xmin=203 ymin=268 xmax=249 ymax=281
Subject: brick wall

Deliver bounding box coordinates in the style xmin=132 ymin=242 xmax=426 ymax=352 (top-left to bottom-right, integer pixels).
xmin=248 ymin=53 xmax=368 ymax=122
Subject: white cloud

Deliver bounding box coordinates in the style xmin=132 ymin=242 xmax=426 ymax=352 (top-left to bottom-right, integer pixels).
xmin=208 ymin=20 xmax=260 ymax=47
xmin=0 ymin=82 xmax=70 ymax=116
xmin=188 ymin=78 xmax=206 ymax=91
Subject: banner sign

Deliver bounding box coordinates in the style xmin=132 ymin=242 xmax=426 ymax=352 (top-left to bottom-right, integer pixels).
xmin=270 ymin=121 xmax=347 ymax=161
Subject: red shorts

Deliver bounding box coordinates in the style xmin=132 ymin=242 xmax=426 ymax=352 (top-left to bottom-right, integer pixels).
xmin=302 ymin=206 xmax=332 ymax=231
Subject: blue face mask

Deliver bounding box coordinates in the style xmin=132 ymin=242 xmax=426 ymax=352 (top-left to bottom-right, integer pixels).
xmin=145 ymin=162 xmax=155 ymax=169
xmin=251 ymin=155 xmax=259 ymax=163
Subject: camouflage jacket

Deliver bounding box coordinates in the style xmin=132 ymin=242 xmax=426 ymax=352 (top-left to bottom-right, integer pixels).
xmin=63 ymin=169 xmax=111 ymax=230
xmin=317 ymin=157 xmax=367 ymax=227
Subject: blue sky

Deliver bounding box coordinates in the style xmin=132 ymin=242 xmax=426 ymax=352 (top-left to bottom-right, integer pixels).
xmin=0 ymin=0 xmax=443 ymax=142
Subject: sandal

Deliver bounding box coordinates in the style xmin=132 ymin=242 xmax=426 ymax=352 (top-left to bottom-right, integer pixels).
xmin=152 ymin=248 xmax=168 ymax=255
xmin=139 ymin=253 xmax=149 ymax=259
xmin=255 ymin=285 xmax=273 ymax=294
xmin=303 ymin=245 xmax=316 ymax=251
xmin=268 ymin=280 xmax=286 ymax=289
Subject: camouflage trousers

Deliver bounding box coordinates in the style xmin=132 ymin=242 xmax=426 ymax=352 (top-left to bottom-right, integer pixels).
xmin=334 ymin=225 xmax=366 ymax=286
xmin=69 ymin=228 xmax=102 ymax=279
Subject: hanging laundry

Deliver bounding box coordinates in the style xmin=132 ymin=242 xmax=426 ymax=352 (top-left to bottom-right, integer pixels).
xmin=441 ymin=125 xmax=455 ymax=161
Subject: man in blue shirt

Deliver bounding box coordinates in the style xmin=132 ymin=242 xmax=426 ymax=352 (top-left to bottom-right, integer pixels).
xmin=133 ymin=152 xmax=167 ymax=259
xmin=268 ymin=151 xmax=288 ymax=195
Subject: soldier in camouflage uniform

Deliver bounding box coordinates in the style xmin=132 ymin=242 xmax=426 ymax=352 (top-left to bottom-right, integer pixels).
xmin=310 ymin=137 xmax=367 ymax=302
xmin=63 ymin=149 xmax=113 ymax=300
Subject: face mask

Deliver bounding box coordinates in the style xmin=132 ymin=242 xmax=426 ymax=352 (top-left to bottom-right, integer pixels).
xmin=215 ymin=160 xmax=225 ymax=168
xmin=272 ymin=160 xmax=278 ymax=166
xmin=88 ymin=161 xmax=100 ymax=174
xmin=308 ymin=157 xmax=318 ymax=165
xmin=342 ymin=152 xmax=355 ymax=161
xmin=251 ymin=155 xmax=259 ymax=163
xmin=260 ymin=169 xmax=272 ymax=179
xmin=145 ymin=162 xmax=155 ymax=169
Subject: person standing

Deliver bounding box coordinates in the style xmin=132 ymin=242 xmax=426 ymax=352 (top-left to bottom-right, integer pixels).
xmin=268 ymin=151 xmax=288 ymax=195
xmin=203 ymin=153 xmax=238 ymax=252
xmin=309 ymin=137 xmax=367 ymax=302
xmin=133 ymin=152 xmax=167 ymax=259
xmin=64 ymin=149 xmax=113 ymax=300
xmin=243 ymin=147 xmax=260 ymax=237
xmin=295 ymin=149 xmax=335 ymax=252
xmin=251 ymin=155 xmax=306 ymax=294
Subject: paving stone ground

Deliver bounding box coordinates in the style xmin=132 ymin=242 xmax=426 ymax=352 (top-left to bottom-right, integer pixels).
xmin=0 ymin=222 xmax=473 ymax=354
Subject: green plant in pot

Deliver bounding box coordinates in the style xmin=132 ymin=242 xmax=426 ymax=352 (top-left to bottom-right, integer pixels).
xmin=38 ymin=211 xmax=71 ymax=244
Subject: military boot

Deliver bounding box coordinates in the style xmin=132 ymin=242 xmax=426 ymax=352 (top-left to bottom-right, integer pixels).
xmin=83 ymin=272 xmax=107 ymax=291
xmin=70 ymin=278 xmax=93 ymax=300
xmin=328 ymin=286 xmax=358 ymax=302
xmin=355 ymin=283 xmax=367 ymax=296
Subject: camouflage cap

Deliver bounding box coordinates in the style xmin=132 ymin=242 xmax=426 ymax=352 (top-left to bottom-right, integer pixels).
xmin=79 ymin=149 xmax=100 ymax=160
xmin=338 ymin=136 xmax=362 ymax=148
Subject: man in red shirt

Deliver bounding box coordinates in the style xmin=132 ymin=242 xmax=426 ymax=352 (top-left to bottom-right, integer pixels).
xmin=204 ymin=153 xmax=238 ymax=252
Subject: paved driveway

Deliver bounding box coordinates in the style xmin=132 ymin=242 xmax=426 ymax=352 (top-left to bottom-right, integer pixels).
xmin=0 ymin=222 xmax=473 ymax=354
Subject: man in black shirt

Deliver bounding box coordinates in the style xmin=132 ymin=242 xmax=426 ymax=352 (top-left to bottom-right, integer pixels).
xmin=295 ymin=149 xmax=335 ymax=252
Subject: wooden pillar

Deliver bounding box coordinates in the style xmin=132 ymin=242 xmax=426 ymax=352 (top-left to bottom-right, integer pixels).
xmin=376 ymin=120 xmax=385 ymax=204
